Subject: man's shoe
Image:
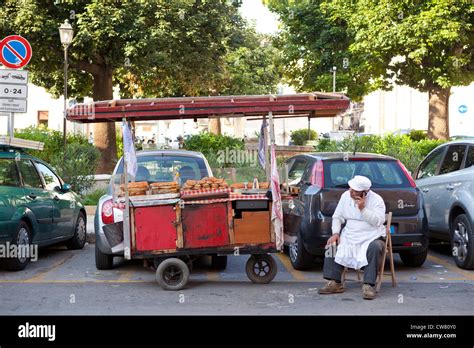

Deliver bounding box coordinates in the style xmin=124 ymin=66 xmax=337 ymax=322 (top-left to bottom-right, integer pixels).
xmin=362 ymin=284 xmax=376 ymax=300
xmin=318 ymin=280 xmax=344 ymax=295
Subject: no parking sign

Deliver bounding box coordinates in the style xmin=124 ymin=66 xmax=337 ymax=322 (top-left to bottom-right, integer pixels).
xmin=0 ymin=35 xmax=32 ymax=69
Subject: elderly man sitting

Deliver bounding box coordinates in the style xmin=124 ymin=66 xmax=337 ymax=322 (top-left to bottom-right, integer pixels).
xmin=318 ymin=175 xmax=386 ymax=300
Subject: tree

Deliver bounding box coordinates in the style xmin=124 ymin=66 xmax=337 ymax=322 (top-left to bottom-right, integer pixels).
xmin=290 ymin=128 xmax=317 ymax=145
xmin=265 ymin=0 xmax=368 ymax=98
xmin=221 ymin=29 xmax=282 ymax=95
xmin=0 ymin=0 xmax=248 ymax=172
xmin=267 ymin=0 xmax=474 ymax=140
xmin=208 ymin=27 xmax=282 ymax=135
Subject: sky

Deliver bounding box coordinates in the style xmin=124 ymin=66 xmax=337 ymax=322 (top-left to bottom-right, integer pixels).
xmin=239 ymin=0 xmax=279 ymax=34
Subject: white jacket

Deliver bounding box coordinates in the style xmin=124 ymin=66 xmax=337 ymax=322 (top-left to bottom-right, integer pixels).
xmin=332 ymin=190 xmax=386 ymax=269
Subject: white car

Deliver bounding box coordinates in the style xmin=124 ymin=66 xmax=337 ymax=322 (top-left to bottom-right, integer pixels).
xmin=94 ymin=150 xmax=214 ymax=269
xmin=414 ymin=139 xmax=474 ymax=269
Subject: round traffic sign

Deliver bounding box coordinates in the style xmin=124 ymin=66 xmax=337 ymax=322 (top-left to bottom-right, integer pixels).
xmin=458 ymin=105 xmax=468 ymax=114
xmin=0 ymin=35 xmax=32 ymax=69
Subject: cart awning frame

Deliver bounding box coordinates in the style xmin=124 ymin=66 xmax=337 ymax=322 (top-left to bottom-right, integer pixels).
xmin=66 ymin=92 xmax=350 ymax=123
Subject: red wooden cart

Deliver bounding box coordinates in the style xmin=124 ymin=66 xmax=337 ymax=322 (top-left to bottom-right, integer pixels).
xmin=67 ymin=93 xmax=350 ymax=290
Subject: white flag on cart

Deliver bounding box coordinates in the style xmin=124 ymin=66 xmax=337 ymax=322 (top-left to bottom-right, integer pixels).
xmin=270 ymin=143 xmax=284 ymax=250
xmin=121 ymin=122 xmax=138 ymax=178
xmin=258 ymin=119 xmax=268 ymax=169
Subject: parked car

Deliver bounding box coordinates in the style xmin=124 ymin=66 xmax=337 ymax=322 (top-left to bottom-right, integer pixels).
xmin=414 ymin=140 xmax=474 ymax=269
xmin=94 ymin=150 xmax=227 ymax=270
xmin=282 ymin=152 xmax=429 ymax=270
xmin=0 ymin=147 xmax=86 ymax=271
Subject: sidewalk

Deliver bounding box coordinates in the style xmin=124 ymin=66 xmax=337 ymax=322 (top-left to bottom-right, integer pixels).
xmin=85 ymin=206 xmax=96 ymax=244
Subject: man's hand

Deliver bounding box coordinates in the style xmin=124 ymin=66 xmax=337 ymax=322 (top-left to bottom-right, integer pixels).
xmin=354 ymin=194 xmax=366 ymax=210
xmin=326 ymin=233 xmax=340 ymax=246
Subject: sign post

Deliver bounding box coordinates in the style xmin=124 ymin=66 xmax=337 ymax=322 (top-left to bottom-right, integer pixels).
xmin=0 ymin=69 xmax=28 ymax=137
xmin=0 ymin=35 xmax=32 ymax=139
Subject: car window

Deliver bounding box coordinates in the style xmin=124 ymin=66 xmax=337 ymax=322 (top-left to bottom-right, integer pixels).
xmin=17 ymin=160 xmax=43 ymax=189
xmin=115 ymin=155 xmax=208 ymax=183
xmin=416 ymin=148 xmax=445 ymax=180
xmin=325 ymin=160 xmax=409 ymax=188
xmin=287 ymin=158 xmax=307 ymax=185
xmin=35 ymin=162 xmax=62 ymax=191
xmin=0 ymin=159 xmax=20 ymax=187
xmin=464 ymin=146 xmax=474 ymax=169
xmin=374 ymin=162 xmax=404 ymax=185
xmin=439 ymin=145 xmax=466 ymax=175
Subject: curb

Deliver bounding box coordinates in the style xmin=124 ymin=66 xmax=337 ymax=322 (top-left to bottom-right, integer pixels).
xmin=86 ymin=214 xmax=95 ymax=244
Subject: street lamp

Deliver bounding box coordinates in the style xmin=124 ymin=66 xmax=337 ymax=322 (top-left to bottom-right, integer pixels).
xmin=59 ymin=19 xmax=74 ymax=146
xmin=330 ymin=66 xmax=337 ymax=131
xmin=331 ymin=66 xmax=337 ymax=92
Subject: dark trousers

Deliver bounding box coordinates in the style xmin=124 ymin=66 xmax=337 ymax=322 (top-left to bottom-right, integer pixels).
xmin=323 ymin=238 xmax=385 ymax=286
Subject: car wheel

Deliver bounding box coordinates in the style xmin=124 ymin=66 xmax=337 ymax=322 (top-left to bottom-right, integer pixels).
xmin=289 ymin=230 xmax=313 ymax=270
xmin=4 ymin=221 xmax=32 ymax=271
xmin=95 ymin=243 xmax=114 ymax=270
xmin=399 ymin=248 xmax=428 ymax=267
xmin=451 ymin=214 xmax=474 ymax=270
xmin=66 ymin=212 xmax=87 ymax=250
xmin=210 ymin=255 xmax=227 ymax=270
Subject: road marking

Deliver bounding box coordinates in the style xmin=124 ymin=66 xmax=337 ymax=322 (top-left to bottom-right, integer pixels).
xmin=427 ymin=254 xmax=474 ymax=281
xmin=205 ymin=271 xmax=220 ymax=281
xmin=0 ymin=279 xmax=150 ymax=284
xmin=23 ymin=253 xmax=75 ymax=283
xmin=276 ymin=253 xmax=308 ymax=281
xmin=118 ymin=269 xmax=135 ymax=282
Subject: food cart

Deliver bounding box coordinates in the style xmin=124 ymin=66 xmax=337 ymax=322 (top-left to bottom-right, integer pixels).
xmin=67 ymin=93 xmax=350 ymax=290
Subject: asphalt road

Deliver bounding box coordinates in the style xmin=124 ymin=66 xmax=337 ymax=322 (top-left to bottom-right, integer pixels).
xmin=1 ymin=238 xmax=474 ymax=315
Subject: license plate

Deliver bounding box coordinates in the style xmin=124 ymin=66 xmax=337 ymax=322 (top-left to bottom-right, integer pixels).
xmin=390 ymin=225 xmax=397 ymax=234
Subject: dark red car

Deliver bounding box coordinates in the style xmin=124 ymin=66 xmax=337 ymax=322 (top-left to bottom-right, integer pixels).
xmin=282 ymin=152 xmax=429 ymax=270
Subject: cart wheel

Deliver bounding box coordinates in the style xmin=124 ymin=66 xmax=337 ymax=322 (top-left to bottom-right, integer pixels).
xmin=156 ymin=258 xmax=190 ymax=291
xmin=245 ymin=254 xmax=277 ymax=284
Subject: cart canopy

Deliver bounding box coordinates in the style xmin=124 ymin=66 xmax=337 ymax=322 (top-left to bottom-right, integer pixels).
xmin=66 ymin=92 xmax=350 ymax=123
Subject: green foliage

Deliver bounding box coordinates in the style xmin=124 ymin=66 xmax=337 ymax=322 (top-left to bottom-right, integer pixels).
xmin=221 ymin=29 xmax=282 ymax=95
xmin=408 ymin=130 xmax=428 ymax=142
xmin=50 ymin=143 xmax=100 ymax=194
xmin=116 ymin=129 xmax=123 ymax=159
xmin=0 ymin=1 xmax=281 ymax=99
xmin=314 ymin=134 xmax=445 ymax=173
xmin=267 ymin=0 xmax=474 ymax=99
xmin=184 ymin=132 xmax=244 ymax=161
xmin=14 ymin=126 xmax=100 ymax=193
xmin=81 ymin=188 xmax=107 ymax=206
xmin=14 ymin=126 xmax=89 ymax=163
xmin=290 ymin=129 xmax=317 ymax=146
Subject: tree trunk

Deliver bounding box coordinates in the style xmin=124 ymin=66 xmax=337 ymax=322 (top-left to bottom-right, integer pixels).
xmin=209 ymin=117 xmax=221 ymax=135
xmin=427 ymin=87 xmax=450 ymax=140
xmin=93 ymin=69 xmax=118 ymax=174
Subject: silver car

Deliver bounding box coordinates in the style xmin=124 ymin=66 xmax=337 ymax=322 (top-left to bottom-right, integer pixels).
xmin=94 ymin=150 xmax=213 ymax=269
xmin=414 ymin=140 xmax=474 ymax=269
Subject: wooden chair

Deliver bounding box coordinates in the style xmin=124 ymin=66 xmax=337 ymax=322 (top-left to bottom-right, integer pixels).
xmin=341 ymin=212 xmax=397 ymax=292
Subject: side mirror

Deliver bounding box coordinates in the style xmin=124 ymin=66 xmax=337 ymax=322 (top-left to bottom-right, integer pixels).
xmin=62 ymin=183 xmax=72 ymax=192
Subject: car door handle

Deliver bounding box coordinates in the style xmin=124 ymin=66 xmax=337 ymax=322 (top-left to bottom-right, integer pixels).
xmin=28 ymin=193 xmax=37 ymax=199
xmin=446 ymin=184 xmax=455 ymax=191
xmin=421 ymin=188 xmax=429 ymax=193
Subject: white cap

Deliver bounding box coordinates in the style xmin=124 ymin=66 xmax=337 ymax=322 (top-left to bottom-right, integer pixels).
xmin=348 ymin=175 xmax=371 ymax=191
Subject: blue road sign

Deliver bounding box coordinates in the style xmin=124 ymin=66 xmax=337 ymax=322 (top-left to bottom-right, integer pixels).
xmin=458 ymin=105 xmax=468 ymax=114
xmin=0 ymin=35 xmax=32 ymax=69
